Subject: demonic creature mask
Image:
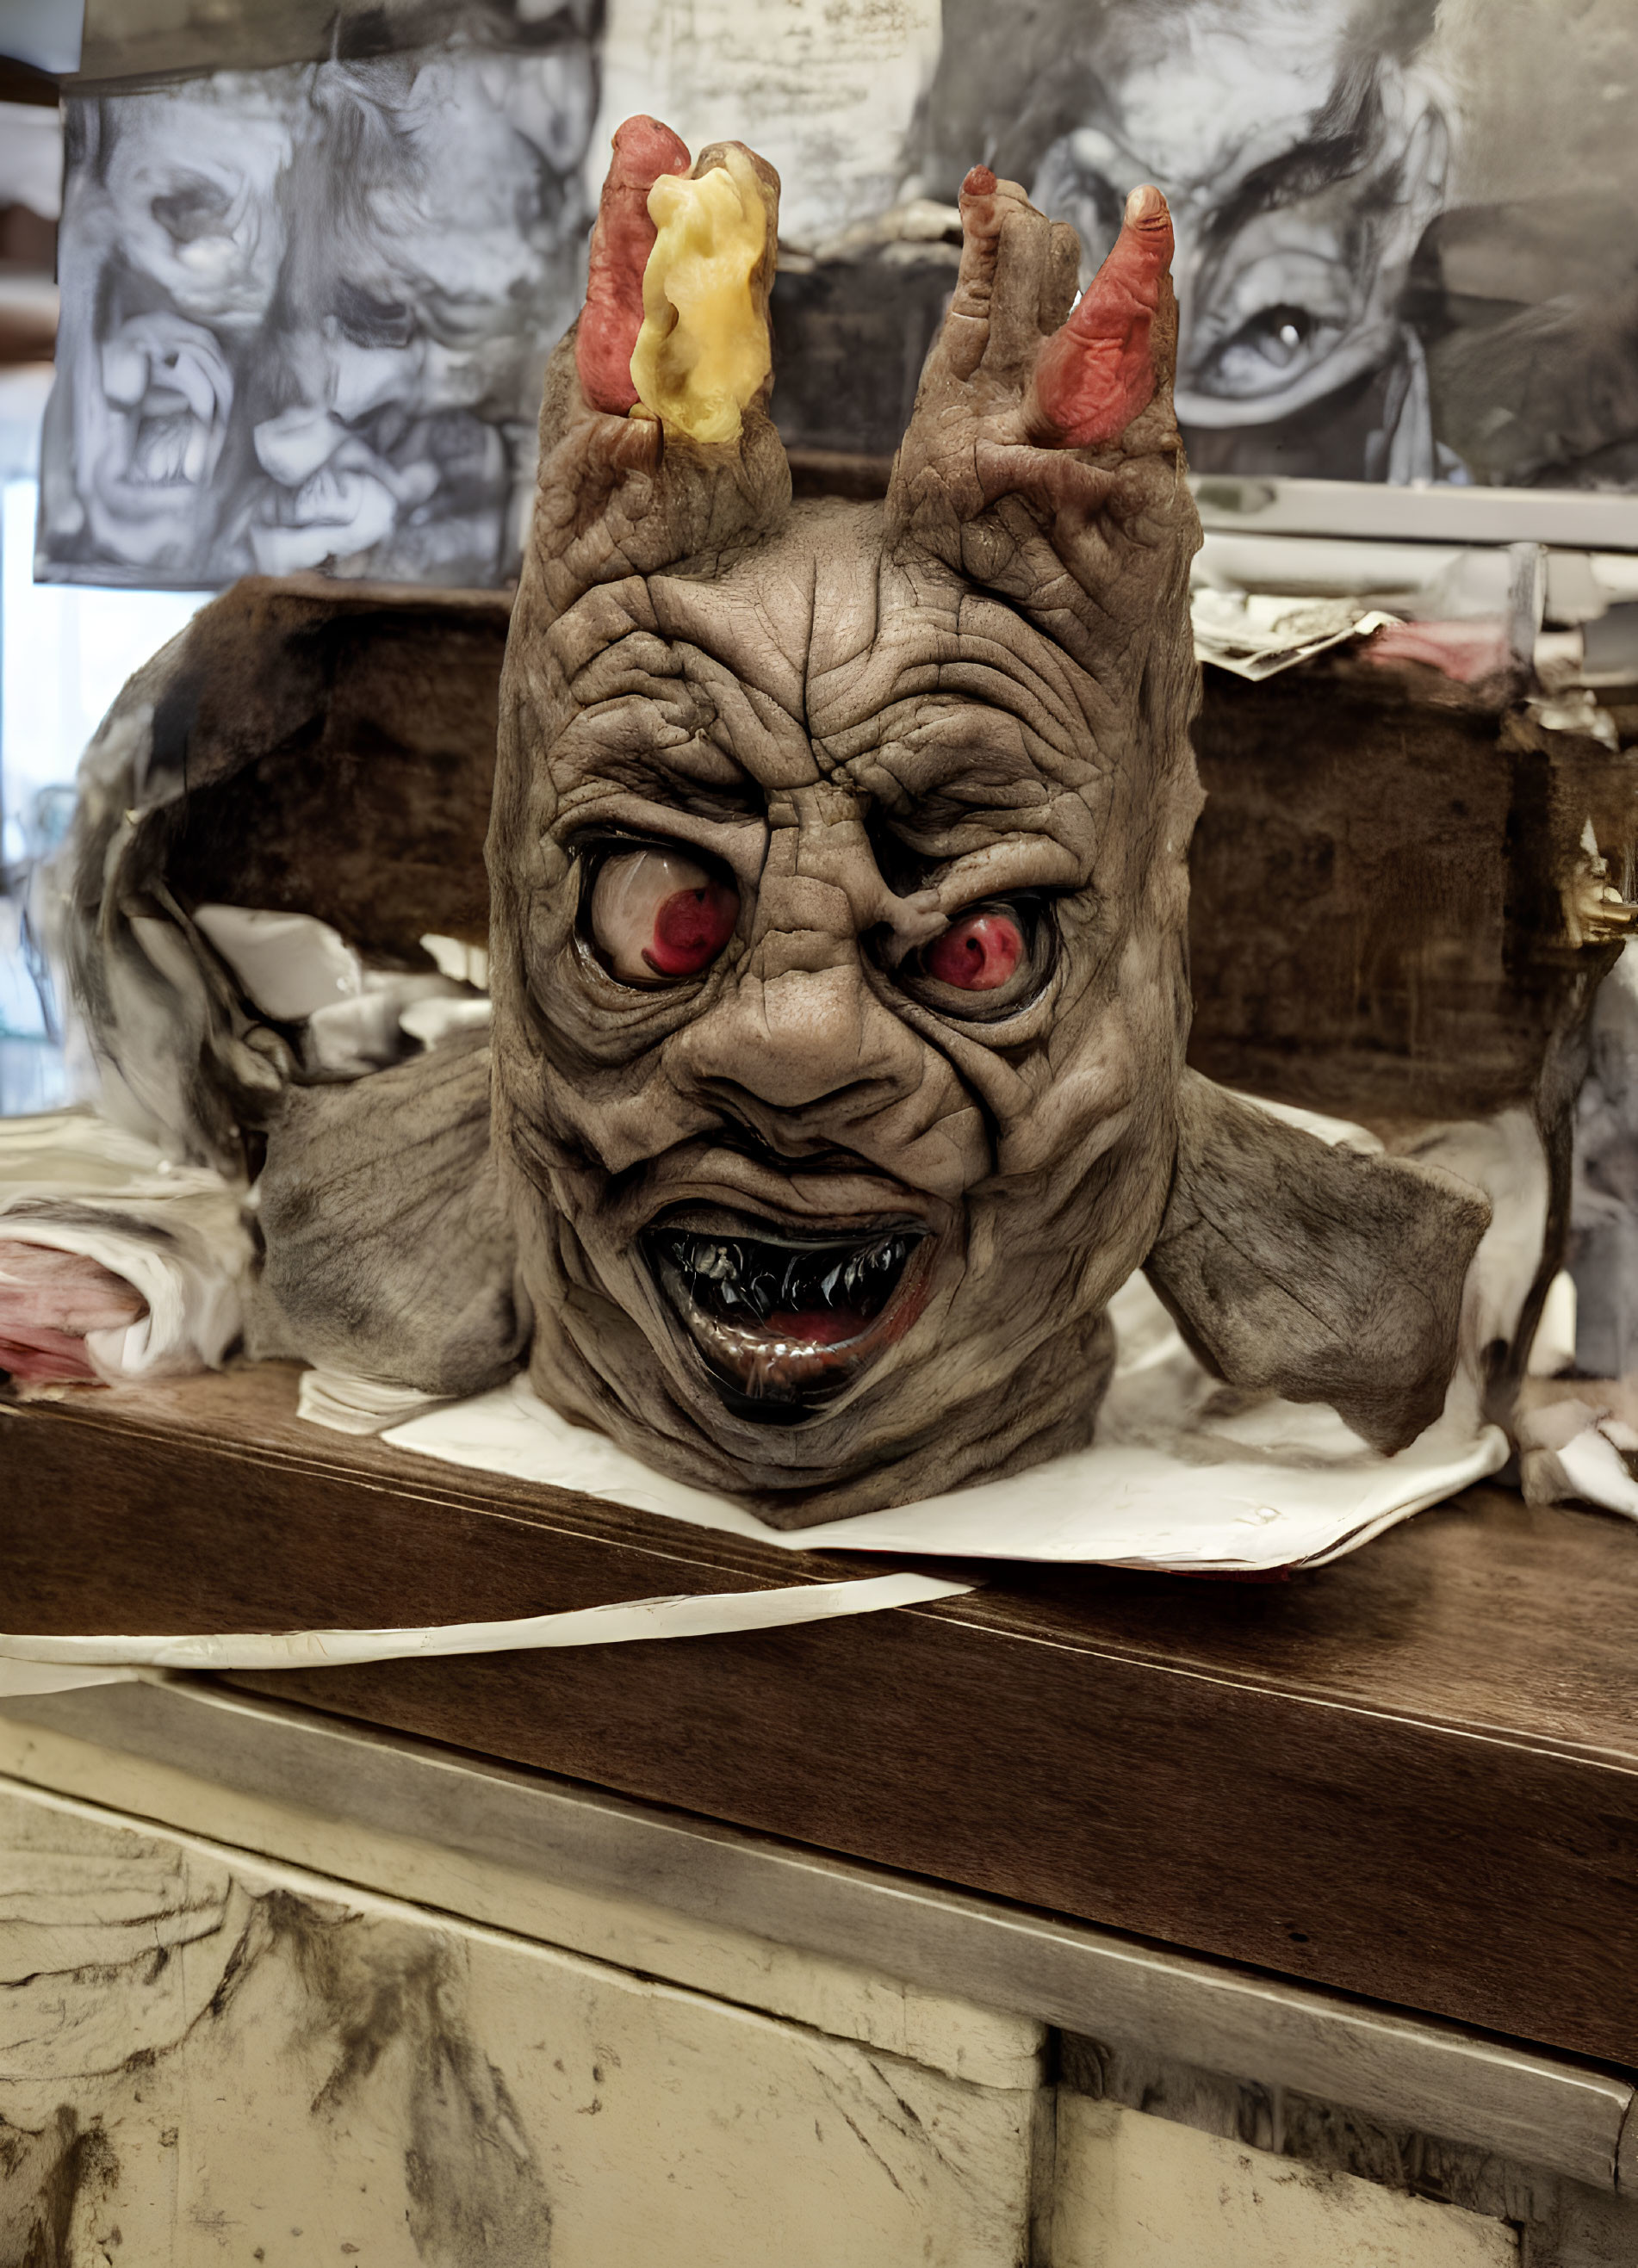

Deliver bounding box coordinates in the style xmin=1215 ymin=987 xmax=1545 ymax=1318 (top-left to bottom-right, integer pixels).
xmin=46 ymin=119 xmax=1492 ymax=1526
xmin=486 ymin=120 xmax=1489 ymax=1524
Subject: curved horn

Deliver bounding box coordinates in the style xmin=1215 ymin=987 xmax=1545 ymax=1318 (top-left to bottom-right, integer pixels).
xmin=1031 ymin=183 xmax=1176 ymax=449
xmin=632 ymin=138 xmax=780 ymax=445
xmin=883 ymin=163 xmax=1202 ymax=962
xmin=575 ymin=115 xmax=691 ymax=417
xmin=577 ymin=121 xmax=779 ymax=443
xmin=493 ymin=122 xmax=793 ymax=1093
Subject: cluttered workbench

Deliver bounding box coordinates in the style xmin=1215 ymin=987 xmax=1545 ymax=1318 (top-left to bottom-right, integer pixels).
xmin=3 ymin=567 xmax=1635 ymax=2262
xmin=5 ymin=71 xmax=1638 ymax=2257
xmin=3 ymin=548 xmax=1636 ymax=2260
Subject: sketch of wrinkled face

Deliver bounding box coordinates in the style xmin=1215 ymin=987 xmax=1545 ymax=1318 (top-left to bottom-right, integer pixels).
xmin=247 ymin=49 xmax=595 ymax=579
xmin=66 ymin=78 xmax=293 ymax=568
xmin=101 ymin=77 xmax=294 ymax=329
xmin=916 ymin=0 xmax=1450 ymax=477
xmin=1025 ymin=0 xmax=1449 ymax=439
xmin=47 ymin=34 xmax=597 ymax=586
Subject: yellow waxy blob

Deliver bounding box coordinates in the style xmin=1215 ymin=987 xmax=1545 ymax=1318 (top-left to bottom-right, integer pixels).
xmin=629 ymin=148 xmax=771 ymax=446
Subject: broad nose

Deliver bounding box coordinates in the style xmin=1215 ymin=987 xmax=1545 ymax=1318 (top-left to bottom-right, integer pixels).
xmin=675 ymin=868 xmax=921 ymax=1131
xmin=253 ymin=404 xmax=344 ymax=486
xmin=663 ymin=790 xmax=983 ymax=1190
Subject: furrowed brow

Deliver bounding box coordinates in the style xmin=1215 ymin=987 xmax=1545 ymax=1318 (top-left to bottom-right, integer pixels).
xmin=552 ymin=694 xmax=761 ymax=821
xmin=1204 ymin=69 xmax=1383 ymax=245
xmin=852 ymin=711 xmax=1085 ymax=862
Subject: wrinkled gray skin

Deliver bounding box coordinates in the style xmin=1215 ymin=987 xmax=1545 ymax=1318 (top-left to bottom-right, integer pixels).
xmin=245 ymin=1028 xmax=530 ymax=1397
xmin=486 ymin=163 xmax=1489 ymax=1524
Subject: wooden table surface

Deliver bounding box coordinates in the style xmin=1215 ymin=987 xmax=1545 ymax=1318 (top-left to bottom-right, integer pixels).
xmin=5 ymin=1362 xmax=1637 ymax=2072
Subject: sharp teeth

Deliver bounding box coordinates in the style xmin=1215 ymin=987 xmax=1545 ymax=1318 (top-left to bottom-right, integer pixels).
xmin=659 ymin=1224 xmax=921 ymax=1342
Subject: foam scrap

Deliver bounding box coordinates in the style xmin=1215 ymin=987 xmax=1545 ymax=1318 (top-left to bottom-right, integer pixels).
xmin=630 ymin=148 xmax=771 ymax=446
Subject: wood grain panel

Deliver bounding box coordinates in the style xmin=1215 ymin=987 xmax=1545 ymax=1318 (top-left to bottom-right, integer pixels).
xmin=5 ymin=1366 xmax=1638 ymax=2068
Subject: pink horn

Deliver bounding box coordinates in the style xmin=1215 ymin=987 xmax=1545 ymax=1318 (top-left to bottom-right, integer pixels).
xmin=575 ymin=115 xmax=692 ymax=416
xmin=1032 ymin=183 xmax=1175 ymax=449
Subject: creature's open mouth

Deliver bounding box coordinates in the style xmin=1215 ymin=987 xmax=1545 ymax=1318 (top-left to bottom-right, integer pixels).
xmin=644 ymin=1212 xmax=933 ymax=1422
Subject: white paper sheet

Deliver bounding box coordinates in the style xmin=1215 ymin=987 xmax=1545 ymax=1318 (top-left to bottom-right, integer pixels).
xmin=296 ymin=1366 xmax=456 ymax=1435
xmin=383 ymin=1286 xmax=1510 ymax=1575
xmin=1190 ymin=589 xmax=1398 ymax=679
xmin=191 ymin=903 xmax=363 ymax=1021
xmin=191 ymin=904 xmax=486 ymax=1075
xmin=1554 ymin=1423 xmax=1638 ymax=1518
xmin=0 ymin=1662 xmax=141 ymax=1699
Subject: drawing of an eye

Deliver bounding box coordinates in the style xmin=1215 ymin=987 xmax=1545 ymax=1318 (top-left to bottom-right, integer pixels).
xmin=335 ymin=280 xmax=416 ymax=350
xmin=587 ymin=846 xmax=739 ymax=985
xmin=901 ymin=897 xmax=1052 ymax=1019
xmin=151 ymin=177 xmax=233 ymax=247
xmin=1196 ymin=302 xmax=1343 ymax=399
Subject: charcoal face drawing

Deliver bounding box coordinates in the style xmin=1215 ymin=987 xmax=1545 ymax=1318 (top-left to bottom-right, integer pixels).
xmin=912 ymin=0 xmax=1638 ymax=490
xmin=915 ymin=0 xmax=1455 ymax=483
xmin=40 ymin=33 xmax=598 ymax=589
xmin=39 ymin=2 xmax=1638 ymax=600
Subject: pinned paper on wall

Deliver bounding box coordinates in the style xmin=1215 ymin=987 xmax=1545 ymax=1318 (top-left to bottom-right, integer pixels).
xmin=38 ymin=0 xmax=1638 ymax=592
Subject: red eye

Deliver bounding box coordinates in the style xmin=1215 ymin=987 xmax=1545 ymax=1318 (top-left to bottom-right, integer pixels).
xmin=588 ymin=847 xmax=738 ymax=985
xmin=924 ymin=908 xmax=1025 ymax=992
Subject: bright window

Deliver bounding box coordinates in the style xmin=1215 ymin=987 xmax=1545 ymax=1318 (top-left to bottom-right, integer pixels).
xmin=1 ymin=468 xmax=211 ymax=1106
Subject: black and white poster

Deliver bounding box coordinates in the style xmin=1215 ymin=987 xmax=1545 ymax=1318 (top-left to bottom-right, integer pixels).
xmin=39 ymin=5 xmax=600 ymax=586
xmin=36 ymin=0 xmax=1638 ymax=591
xmin=909 ymin=0 xmax=1638 ymax=491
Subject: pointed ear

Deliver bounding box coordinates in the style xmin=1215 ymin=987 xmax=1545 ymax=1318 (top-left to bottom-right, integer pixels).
xmin=884 ymin=168 xmax=1197 ymax=687
xmin=525 ymin=118 xmax=791 ymax=616
xmin=248 ymin=1031 xmax=530 ymax=1398
xmin=1144 ymin=1074 xmax=1492 ymax=1455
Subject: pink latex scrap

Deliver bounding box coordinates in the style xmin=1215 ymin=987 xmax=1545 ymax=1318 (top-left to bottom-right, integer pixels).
xmin=1366 ymin=618 xmax=1513 ymax=685
xmin=1033 ymin=181 xmax=1175 ymax=449
xmin=576 ymin=115 xmax=692 ymax=415
xmin=0 ymin=1241 xmax=147 ymax=1385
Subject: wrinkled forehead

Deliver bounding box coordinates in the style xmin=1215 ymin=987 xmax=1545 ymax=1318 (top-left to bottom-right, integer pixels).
xmin=549 ymin=500 xmax=1116 ymax=806
xmin=1072 ymin=0 xmax=1396 ymax=198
